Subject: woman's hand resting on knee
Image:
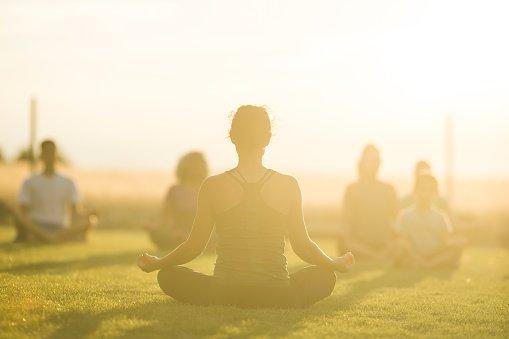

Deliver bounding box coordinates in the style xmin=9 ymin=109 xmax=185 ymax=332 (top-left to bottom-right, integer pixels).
xmin=137 ymin=253 xmax=162 ymax=273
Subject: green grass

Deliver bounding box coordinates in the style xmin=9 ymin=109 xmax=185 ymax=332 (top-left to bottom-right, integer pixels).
xmin=1 ymin=227 xmax=508 ymax=338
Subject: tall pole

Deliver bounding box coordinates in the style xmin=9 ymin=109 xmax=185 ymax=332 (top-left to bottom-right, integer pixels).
xmin=29 ymin=96 xmax=37 ymax=173
xmin=445 ymin=113 xmax=454 ymax=211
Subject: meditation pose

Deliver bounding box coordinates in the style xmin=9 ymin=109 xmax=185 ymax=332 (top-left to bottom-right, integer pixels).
xmin=13 ymin=140 xmax=95 ymax=243
xmin=138 ymin=105 xmax=354 ymax=308
xmin=395 ymin=174 xmax=465 ymax=268
xmin=146 ymin=152 xmax=208 ymax=249
xmin=339 ymin=145 xmax=399 ymax=259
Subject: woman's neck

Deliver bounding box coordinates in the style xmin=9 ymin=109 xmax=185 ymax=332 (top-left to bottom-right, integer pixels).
xmin=235 ymin=149 xmax=266 ymax=178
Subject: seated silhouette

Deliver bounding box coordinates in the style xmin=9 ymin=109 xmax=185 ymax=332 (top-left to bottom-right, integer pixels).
xmin=146 ymin=152 xmax=208 ymax=249
xmin=13 ymin=140 xmax=95 ymax=243
xmin=395 ymin=174 xmax=465 ymax=268
xmin=339 ymin=145 xmax=399 ymax=260
xmin=138 ymin=105 xmax=354 ymax=308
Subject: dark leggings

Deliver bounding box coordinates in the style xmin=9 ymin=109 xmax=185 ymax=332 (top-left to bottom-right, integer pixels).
xmin=157 ymin=266 xmax=336 ymax=308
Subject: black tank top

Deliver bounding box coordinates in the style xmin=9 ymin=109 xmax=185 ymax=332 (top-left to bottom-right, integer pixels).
xmin=213 ymin=169 xmax=290 ymax=287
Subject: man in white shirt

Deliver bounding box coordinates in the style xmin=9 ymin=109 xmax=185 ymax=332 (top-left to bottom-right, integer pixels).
xmin=14 ymin=140 xmax=94 ymax=242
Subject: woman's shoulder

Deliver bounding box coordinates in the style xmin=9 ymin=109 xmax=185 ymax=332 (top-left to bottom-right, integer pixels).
xmin=200 ymin=172 xmax=232 ymax=191
xmin=203 ymin=170 xmax=297 ymax=188
xmin=269 ymin=170 xmax=298 ymax=185
xmin=202 ymin=169 xmax=299 ymax=188
xmin=165 ymin=184 xmax=184 ymax=201
xmin=167 ymin=183 xmax=186 ymax=192
xmin=204 ymin=171 xmax=230 ymax=182
xmin=265 ymin=170 xmax=300 ymax=197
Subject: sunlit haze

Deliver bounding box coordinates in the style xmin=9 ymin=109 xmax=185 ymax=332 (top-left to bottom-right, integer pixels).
xmin=1 ymin=0 xmax=508 ymax=178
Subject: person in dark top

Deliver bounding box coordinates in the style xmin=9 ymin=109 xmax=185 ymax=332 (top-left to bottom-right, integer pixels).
xmin=340 ymin=145 xmax=399 ymax=260
xmin=138 ymin=105 xmax=355 ymax=308
xmin=147 ymin=152 xmax=208 ymax=249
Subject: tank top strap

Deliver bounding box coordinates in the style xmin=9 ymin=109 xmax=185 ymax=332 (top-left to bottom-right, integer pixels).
xmin=228 ymin=169 xmax=273 ymax=191
xmin=227 ymin=169 xmax=246 ymax=187
xmin=258 ymin=169 xmax=274 ymax=188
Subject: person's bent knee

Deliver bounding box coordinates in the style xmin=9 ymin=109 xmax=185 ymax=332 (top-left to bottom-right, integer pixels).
xmin=293 ymin=266 xmax=336 ymax=307
xmin=321 ymin=268 xmax=337 ymax=296
xmin=157 ymin=266 xmax=181 ymax=296
xmin=309 ymin=266 xmax=336 ymax=297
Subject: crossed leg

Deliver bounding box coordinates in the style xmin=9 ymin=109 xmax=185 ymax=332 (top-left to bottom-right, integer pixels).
xmin=157 ymin=265 xmax=336 ymax=308
xmin=12 ymin=209 xmax=95 ymax=243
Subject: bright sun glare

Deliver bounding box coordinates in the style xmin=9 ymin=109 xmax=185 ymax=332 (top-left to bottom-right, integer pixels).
xmin=1 ymin=0 xmax=508 ymax=177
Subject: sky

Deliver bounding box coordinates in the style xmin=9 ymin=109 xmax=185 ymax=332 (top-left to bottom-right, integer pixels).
xmin=1 ymin=0 xmax=508 ymax=178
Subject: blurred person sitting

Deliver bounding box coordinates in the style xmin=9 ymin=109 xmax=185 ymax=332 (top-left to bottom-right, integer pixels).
xmin=339 ymin=144 xmax=399 ymax=260
xmin=13 ymin=139 xmax=95 ymax=243
xmin=395 ymin=174 xmax=465 ymax=268
xmin=146 ymin=151 xmax=208 ymax=249
xmin=401 ymin=160 xmax=450 ymax=214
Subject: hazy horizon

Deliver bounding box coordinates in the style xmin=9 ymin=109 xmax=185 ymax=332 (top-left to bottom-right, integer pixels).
xmin=2 ymin=163 xmax=508 ymax=213
xmin=1 ymin=0 xmax=508 ymax=178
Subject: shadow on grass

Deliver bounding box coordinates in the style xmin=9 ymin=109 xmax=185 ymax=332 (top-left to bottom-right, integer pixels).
xmin=46 ymin=264 xmax=458 ymax=338
xmin=48 ymin=298 xmax=319 ymax=338
xmin=330 ymin=263 xmax=456 ymax=310
xmin=4 ymin=250 xmax=142 ymax=275
xmin=0 ymin=239 xmax=49 ymax=251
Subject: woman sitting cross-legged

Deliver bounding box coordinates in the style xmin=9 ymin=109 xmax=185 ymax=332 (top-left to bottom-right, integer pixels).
xmin=137 ymin=105 xmax=355 ymax=308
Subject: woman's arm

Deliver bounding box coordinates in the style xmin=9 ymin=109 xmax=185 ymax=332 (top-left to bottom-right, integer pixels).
xmin=286 ymin=178 xmax=354 ymax=271
xmin=138 ymin=179 xmax=215 ymax=272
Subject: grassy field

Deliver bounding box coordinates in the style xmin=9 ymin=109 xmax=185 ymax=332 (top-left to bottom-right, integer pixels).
xmin=0 ymin=227 xmax=508 ymax=338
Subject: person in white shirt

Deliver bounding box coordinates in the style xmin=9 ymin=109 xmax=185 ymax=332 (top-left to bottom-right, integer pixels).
xmin=395 ymin=174 xmax=465 ymax=268
xmin=14 ymin=140 xmax=95 ymax=243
